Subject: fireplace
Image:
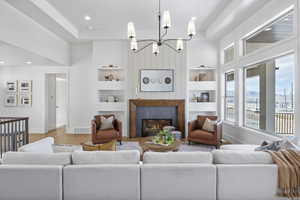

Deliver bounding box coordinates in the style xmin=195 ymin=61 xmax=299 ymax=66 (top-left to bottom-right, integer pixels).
xmin=129 ymin=99 xmax=185 ymax=138
xmin=142 ymin=119 xmax=172 ymax=137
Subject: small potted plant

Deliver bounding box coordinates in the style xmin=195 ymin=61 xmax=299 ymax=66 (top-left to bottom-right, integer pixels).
xmin=153 ymin=130 xmax=175 ymax=146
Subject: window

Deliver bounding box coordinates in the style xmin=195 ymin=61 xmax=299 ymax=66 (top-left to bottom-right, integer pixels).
xmin=244 ymin=54 xmax=295 ymax=135
xmin=243 ymin=11 xmax=294 ymax=55
xmin=224 ymin=44 xmax=234 ymax=64
xmin=225 ymin=72 xmax=235 ymax=122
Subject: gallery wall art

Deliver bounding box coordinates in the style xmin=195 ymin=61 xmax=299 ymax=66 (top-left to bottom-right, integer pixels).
xmin=4 ymin=80 xmax=32 ymax=107
xmin=140 ymin=69 xmax=174 ymax=92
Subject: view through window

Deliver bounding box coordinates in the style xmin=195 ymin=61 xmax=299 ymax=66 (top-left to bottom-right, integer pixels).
xmin=244 ymin=54 xmax=295 ymax=135
xmin=225 ymin=72 xmax=235 ymax=122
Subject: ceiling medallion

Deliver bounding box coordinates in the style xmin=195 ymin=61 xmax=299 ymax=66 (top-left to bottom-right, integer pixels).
xmin=127 ymin=0 xmax=196 ymax=55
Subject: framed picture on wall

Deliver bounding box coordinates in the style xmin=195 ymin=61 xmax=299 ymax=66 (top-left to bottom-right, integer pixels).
xmin=4 ymin=94 xmax=17 ymax=107
xmin=18 ymin=93 xmax=32 ymax=106
xmin=140 ymin=69 xmax=174 ymax=92
xmin=19 ymin=80 xmax=32 ymax=93
xmin=6 ymin=81 xmax=18 ymax=93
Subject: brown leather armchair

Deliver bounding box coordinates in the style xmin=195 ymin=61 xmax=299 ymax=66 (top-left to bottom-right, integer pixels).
xmin=92 ymin=114 xmax=122 ymax=145
xmin=187 ymin=115 xmax=222 ymax=148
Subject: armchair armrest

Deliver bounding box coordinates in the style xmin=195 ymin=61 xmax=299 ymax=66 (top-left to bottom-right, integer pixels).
xmin=91 ymin=120 xmax=97 ymax=143
xmin=188 ymin=120 xmax=198 ymax=134
xmin=113 ymin=119 xmax=123 ymax=139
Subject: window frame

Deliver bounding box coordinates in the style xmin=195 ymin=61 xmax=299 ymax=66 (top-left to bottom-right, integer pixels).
xmin=223 ymin=43 xmax=235 ymax=64
xmin=224 ymin=71 xmax=235 ymax=122
xmin=242 ymin=53 xmax=295 ymax=135
xmin=242 ymin=9 xmax=294 ymax=56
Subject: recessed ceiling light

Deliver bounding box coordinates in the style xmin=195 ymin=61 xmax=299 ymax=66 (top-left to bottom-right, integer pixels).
xmin=264 ymin=27 xmax=272 ymax=31
xmin=0 ymin=60 xmax=5 ymax=64
xmin=84 ymin=15 xmax=91 ymax=21
xmin=25 ymin=61 xmax=32 ymax=65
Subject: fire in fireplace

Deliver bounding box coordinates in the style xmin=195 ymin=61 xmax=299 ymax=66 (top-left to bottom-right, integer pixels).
xmin=142 ymin=119 xmax=172 ymax=137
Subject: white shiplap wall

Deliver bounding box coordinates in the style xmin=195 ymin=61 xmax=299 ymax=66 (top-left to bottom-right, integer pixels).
xmin=127 ymin=41 xmax=187 ymax=100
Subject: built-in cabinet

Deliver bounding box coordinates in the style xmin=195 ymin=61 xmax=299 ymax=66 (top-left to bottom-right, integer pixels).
xmin=187 ymin=67 xmax=217 ymax=117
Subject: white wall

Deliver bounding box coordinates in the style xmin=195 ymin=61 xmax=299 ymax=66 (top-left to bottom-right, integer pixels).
xmin=0 ymin=0 xmax=70 ymax=65
xmin=0 ymin=38 xmax=218 ymax=136
xmin=67 ymin=42 xmax=94 ymax=133
xmin=218 ymin=0 xmax=297 ymax=144
xmin=128 ymin=41 xmax=187 ymax=100
xmin=0 ymin=66 xmax=69 ymax=133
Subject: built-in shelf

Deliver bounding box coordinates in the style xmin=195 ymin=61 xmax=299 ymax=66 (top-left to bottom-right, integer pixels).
xmin=97 ymin=67 xmax=124 ymax=70
xmin=189 ymin=102 xmax=217 ymax=112
xmin=97 ymin=81 xmax=124 ymax=90
xmin=188 ymin=81 xmax=216 ymax=91
xmin=96 ymin=102 xmax=125 ymax=112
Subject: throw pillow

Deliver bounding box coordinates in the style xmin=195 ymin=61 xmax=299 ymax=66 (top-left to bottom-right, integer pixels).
xmin=255 ymin=138 xmax=300 ymax=151
xmin=202 ymin=118 xmax=217 ymax=132
xmin=82 ymin=140 xmax=116 ymax=151
xmin=100 ymin=116 xmax=114 ymax=130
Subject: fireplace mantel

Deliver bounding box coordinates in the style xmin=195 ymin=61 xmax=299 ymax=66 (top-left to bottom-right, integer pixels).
xmin=129 ymin=99 xmax=185 ymax=138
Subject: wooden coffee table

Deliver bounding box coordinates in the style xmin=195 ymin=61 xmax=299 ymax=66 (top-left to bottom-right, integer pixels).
xmin=139 ymin=137 xmax=181 ymax=153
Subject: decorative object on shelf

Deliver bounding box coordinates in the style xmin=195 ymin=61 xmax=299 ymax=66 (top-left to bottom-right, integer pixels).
xmin=140 ymin=69 xmax=174 ymax=92
xmin=107 ymin=96 xmax=115 ymax=102
xmin=101 ymin=64 xmax=119 ymax=69
xmin=6 ymin=81 xmax=18 ymax=92
xmin=4 ymin=94 xmax=17 ymax=107
xmin=127 ymin=0 xmax=196 ymax=55
xmin=19 ymin=80 xmax=32 ymax=93
xmin=200 ymin=92 xmax=210 ymax=102
xmin=104 ymin=73 xmax=120 ymax=81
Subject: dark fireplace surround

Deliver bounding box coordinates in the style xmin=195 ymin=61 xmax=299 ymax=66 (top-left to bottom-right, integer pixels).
xmin=129 ymin=99 xmax=185 ymax=138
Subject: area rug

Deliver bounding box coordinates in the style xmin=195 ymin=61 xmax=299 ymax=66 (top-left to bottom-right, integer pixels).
xmin=117 ymin=141 xmax=215 ymax=152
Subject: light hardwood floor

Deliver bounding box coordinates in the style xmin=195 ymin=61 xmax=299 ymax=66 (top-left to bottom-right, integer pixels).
xmin=29 ymin=127 xmax=151 ymax=145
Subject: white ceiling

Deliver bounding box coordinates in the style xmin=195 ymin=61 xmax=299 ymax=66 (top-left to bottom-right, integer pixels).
xmin=4 ymin=0 xmax=271 ymax=41
xmin=0 ymin=41 xmax=60 ymax=67
xmin=47 ymin=0 xmax=230 ymax=35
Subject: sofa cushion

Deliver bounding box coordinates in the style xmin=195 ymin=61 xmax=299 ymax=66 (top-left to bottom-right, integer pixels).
xmin=220 ymin=144 xmax=259 ymax=151
xmin=2 ymin=152 xmax=71 ymax=165
xmin=96 ymin=129 xmax=119 ymax=139
xmin=72 ymin=150 xmax=140 ymax=165
xmin=189 ymin=130 xmax=215 ymax=140
xmin=143 ymin=152 xmax=213 ymax=164
xmin=212 ymin=150 xmax=273 ymax=164
xmin=18 ymin=137 xmax=54 ymax=153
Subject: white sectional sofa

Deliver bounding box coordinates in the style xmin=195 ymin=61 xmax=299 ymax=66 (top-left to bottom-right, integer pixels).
xmin=0 ymin=152 xmax=71 ymax=200
xmin=142 ymin=152 xmax=216 ymax=200
xmin=64 ymin=151 xmax=141 ymax=200
xmin=0 ymin=149 xmax=287 ymax=200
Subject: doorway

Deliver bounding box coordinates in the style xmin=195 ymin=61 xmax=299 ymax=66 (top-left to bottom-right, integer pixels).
xmin=45 ymin=73 xmax=68 ymax=132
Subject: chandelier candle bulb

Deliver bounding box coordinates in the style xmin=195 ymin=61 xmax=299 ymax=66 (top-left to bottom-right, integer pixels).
xmin=176 ymin=39 xmax=183 ymax=51
xmin=152 ymin=42 xmax=159 ymax=55
xmin=162 ymin=10 xmax=171 ymax=28
xmin=127 ymin=22 xmax=136 ymax=38
xmin=187 ymin=17 xmax=196 ymax=36
xmin=130 ymin=38 xmax=138 ymax=51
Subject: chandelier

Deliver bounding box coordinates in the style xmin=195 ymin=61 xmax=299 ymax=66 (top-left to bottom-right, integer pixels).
xmin=127 ymin=0 xmax=196 ymax=55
